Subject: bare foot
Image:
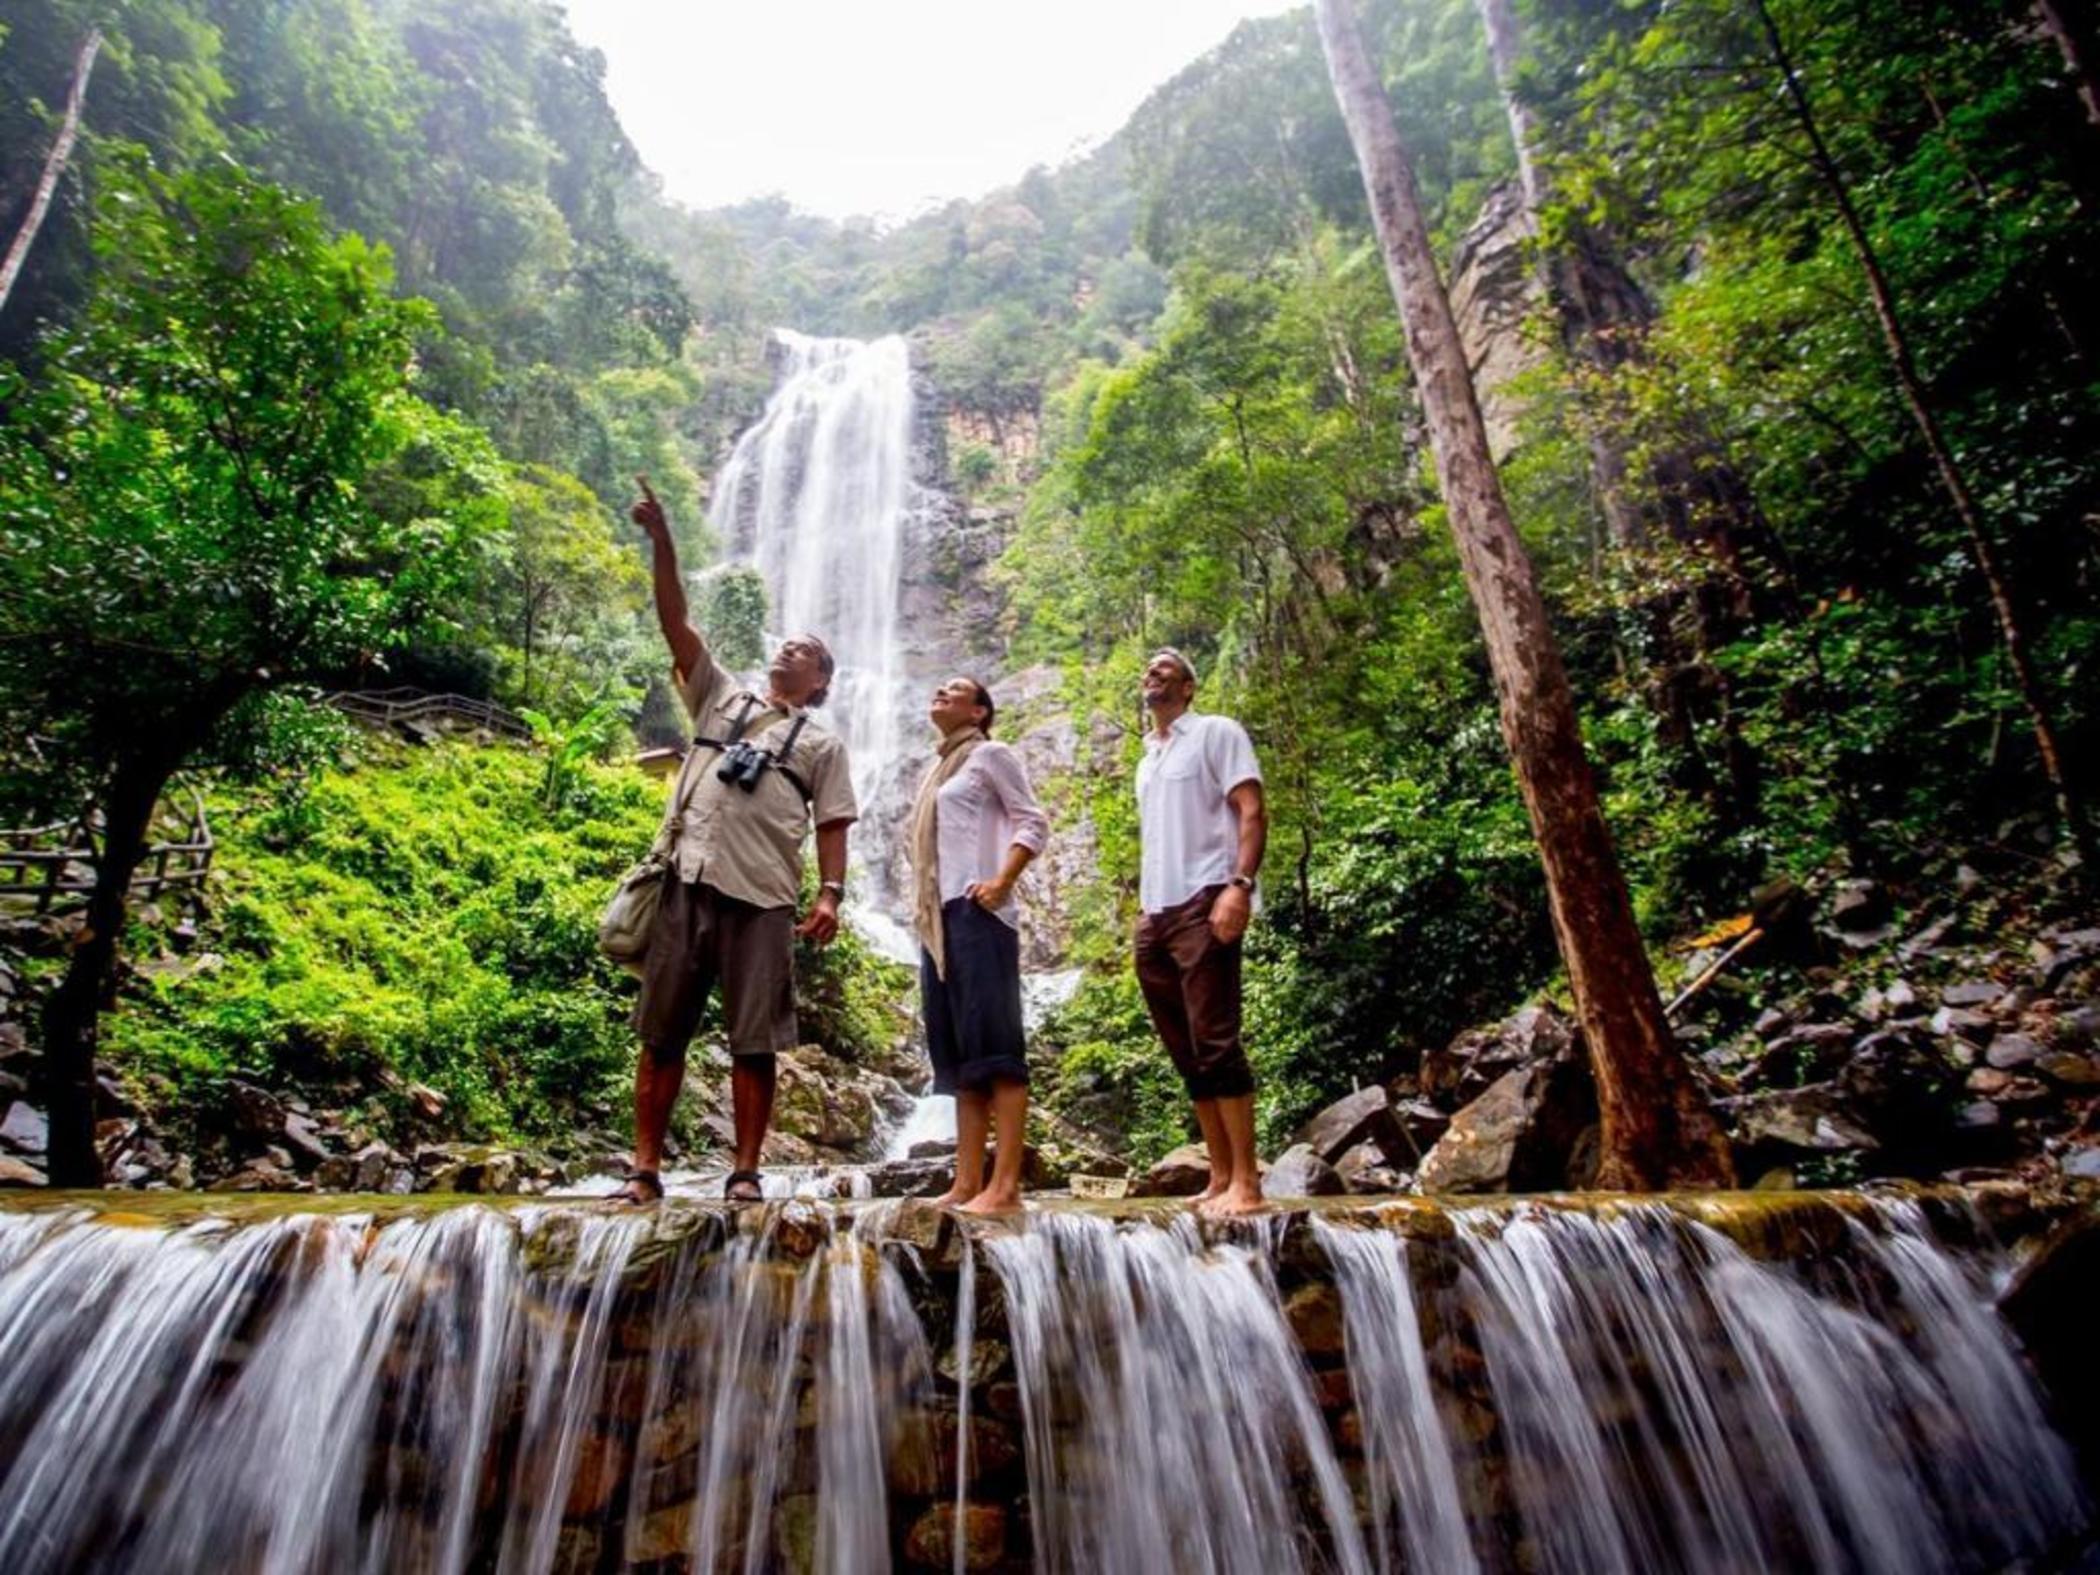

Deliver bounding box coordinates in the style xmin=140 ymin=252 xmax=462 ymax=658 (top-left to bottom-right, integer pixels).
xmin=957 ymin=1187 xmax=1023 ymax=1217
xmin=1191 ymin=1177 xmax=1229 ymax=1208
xmin=929 ymin=1185 xmax=978 ymax=1208
xmin=1198 ymin=1182 xmax=1265 ymax=1218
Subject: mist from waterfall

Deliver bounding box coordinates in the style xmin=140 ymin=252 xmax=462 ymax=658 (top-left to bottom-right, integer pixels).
xmin=705 ymin=330 xmax=922 ymax=940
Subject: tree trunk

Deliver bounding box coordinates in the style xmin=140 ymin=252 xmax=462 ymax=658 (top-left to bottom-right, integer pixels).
xmin=0 ymin=29 xmax=102 ymax=320
xmin=41 ymin=757 xmax=166 ymax=1187
xmin=2036 ymin=0 xmax=2100 ymax=127
xmin=1755 ymin=0 xmax=2096 ymax=877
xmin=1314 ymin=0 xmax=1736 ymax=1190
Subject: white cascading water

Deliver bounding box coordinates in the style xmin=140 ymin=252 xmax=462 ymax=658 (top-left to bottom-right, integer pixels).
xmin=0 ymin=1194 xmax=2087 ymax=1572
xmin=706 ymin=329 xmax=923 ymax=949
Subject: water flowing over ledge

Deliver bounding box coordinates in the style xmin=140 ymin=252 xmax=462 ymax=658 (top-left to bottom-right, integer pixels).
xmin=0 ymin=1189 xmax=2088 ymax=1573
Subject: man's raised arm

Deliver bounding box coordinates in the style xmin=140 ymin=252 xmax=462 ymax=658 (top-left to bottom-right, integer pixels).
xmin=630 ymin=476 xmax=706 ymax=682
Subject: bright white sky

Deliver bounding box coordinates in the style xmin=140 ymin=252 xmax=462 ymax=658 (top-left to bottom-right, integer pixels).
xmin=558 ymin=0 xmax=1301 ymax=221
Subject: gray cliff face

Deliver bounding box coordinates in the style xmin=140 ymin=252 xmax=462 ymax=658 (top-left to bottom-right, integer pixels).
xmin=1447 ymin=179 xmax=1547 ymax=463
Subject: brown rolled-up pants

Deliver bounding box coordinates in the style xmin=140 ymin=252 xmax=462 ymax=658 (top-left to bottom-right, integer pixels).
xmin=1134 ymin=884 xmax=1254 ymax=1099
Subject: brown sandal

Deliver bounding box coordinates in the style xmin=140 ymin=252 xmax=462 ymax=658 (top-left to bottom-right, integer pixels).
xmin=614 ymin=1169 xmax=664 ymax=1205
xmin=724 ymin=1169 xmax=764 ymax=1203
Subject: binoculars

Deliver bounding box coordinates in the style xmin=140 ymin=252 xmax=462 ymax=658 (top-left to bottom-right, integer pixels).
xmin=716 ymin=739 xmax=774 ymax=792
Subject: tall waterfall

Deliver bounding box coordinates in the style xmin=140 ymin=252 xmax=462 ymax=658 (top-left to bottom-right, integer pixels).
xmin=0 ymin=1192 xmax=2086 ymax=1573
xmin=706 ymin=330 xmax=924 ymax=937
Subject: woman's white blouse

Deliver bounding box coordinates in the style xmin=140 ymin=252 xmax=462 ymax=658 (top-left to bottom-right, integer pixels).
xmin=933 ymin=741 xmax=1050 ymax=931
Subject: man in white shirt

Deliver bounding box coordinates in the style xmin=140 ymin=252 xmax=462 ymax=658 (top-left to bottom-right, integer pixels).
xmin=1133 ymin=648 xmax=1267 ymax=1216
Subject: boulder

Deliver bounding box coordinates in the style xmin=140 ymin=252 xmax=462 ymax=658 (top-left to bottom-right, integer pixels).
xmin=225 ymin=1079 xmax=286 ymax=1141
xmin=0 ymin=1154 xmax=45 ymax=1187
xmin=903 ymin=1503 xmax=1004 ymax=1572
xmin=1421 ymin=1003 xmax=1578 ymax=1107
xmin=863 ymin=1157 xmax=953 ymax=1198
xmin=0 ymin=1101 xmax=48 ymax=1156
xmin=1829 ymin=879 xmax=1891 ymax=933
xmin=1985 ymin=1033 xmax=2043 ymax=1070
xmin=1295 ymin=1084 xmax=1409 ymax=1166
xmin=1132 ymin=1142 xmax=1213 ymax=1198
xmin=1260 ymin=1144 xmax=1346 ymax=1200
xmin=1334 ymin=1141 xmax=1409 ymax=1195
xmin=1390 ymin=1097 xmax=1451 ymax=1161
xmin=1720 ymin=1084 xmax=1879 ymax=1155
xmin=1416 ymin=1051 xmax=1596 ymax=1196
xmin=2036 ymin=1052 xmax=2100 ymax=1089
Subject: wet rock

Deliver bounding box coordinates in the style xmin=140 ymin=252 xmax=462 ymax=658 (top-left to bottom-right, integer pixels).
xmin=2055 ymin=1004 xmax=2100 ymax=1049
xmin=1421 ymin=1003 xmax=1578 ymax=1107
xmin=280 ymin=1111 xmax=331 ymax=1168
xmin=1069 ymin=1173 xmax=1130 ymax=1200
xmin=1941 ymin=980 xmax=2005 ymax=1010
xmin=772 ymin=1493 xmax=819 ymax=1575
xmin=1721 ymin=1085 xmax=1879 ymax=1154
xmin=1743 ymin=1023 xmax=1855 ymax=1089
xmin=1132 ymin=1142 xmax=1212 ymax=1198
xmin=1 ymin=1101 xmax=48 ymax=1155
xmin=1416 ymin=1048 xmax=1595 ymax=1195
xmin=0 ymin=1154 xmax=45 ymax=1187
xmin=406 ymin=1082 xmax=447 ymax=1120
xmin=903 ymin=1503 xmax=1004 ymax=1571
xmin=625 ymin=1502 xmax=693 ymax=1565
xmin=226 ymin=1078 xmax=286 ymax=1141
xmin=1985 ymin=1034 xmax=2043 ymax=1070
xmin=317 ymin=1141 xmax=414 ymax=1194
xmin=2001 ymin=1212 xmax=2100 ymax=1462
xmin=1966 ymin=1067 xmax=2015 ymax=1097
xmin=2037 ymin=1052 xmax=2100 ymax=1088
xmin=2062 ymin=1148 xmax=2100 ymax=1181
xmin=209 ymin=1155 xmax=301 ymax=1192
xmin=1930 ymin=1006 xmax=1995 ymax=1043
xmin=2033 ymin=928 xmax=2100 ymax=990
xmin=1830 ymin=879 xmax=1890 ymax=933
xmin=907 ymin=1138 xmax=955 ymax=1159
xmin=413 ymin=1143 xmax=556 ymax=1195
xmin=1296 ymin=1085 xmax=1408 ymax=1166
xmin=1261 ymin=1144 xmax=1346 ymax=1200
xmin=864 ymin=1157 xmax=952 ymax=1198
xmin=1283 ymin=1282 xmax=1346 ymax=1356
xmin=1752 ymin=1008 xmax=1792 ymax=1040
xmin=1390 ymin=1098 xmax=1450 ymax=1160
xmin=1334 ymin=1141 xmax=1409 ymax=1195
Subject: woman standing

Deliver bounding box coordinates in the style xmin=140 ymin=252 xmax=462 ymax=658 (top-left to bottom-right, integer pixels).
xmin=909 ymin=676 xmax=1050 ymax=1214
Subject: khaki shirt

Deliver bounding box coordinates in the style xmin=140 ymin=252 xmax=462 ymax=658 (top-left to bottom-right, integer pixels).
xmin=659 ymin=649 xmax=857 ymax=910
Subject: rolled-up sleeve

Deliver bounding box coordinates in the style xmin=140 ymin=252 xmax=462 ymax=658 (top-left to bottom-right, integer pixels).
xmin=810 ymin=738 xmax=859 ymax=828
xmin=1208 ymin=718 xmax=1262 ymax=795
xmin=986 ymin=743 xmax=1050 ymax=855
xmin=674 ymin=647 xmax=723 ymax=727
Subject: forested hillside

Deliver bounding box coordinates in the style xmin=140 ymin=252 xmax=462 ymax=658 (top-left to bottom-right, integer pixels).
xmin=1 ymin=0 xmax=2095 ymax=1185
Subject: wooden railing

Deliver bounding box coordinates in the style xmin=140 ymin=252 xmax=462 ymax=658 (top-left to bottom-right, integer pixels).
xmin=0 ymin=789 xmax=215 ymax=915
xmin=325 ymin=687 xmax=531 ymax=741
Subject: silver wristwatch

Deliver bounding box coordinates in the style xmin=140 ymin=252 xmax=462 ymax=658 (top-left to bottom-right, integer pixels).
xmin=1229 ymin=874 xmax=1256 ymax=892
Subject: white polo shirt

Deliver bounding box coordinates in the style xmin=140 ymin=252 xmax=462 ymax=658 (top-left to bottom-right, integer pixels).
xmin=1135 ymin=711 xmax=1262 ymax=914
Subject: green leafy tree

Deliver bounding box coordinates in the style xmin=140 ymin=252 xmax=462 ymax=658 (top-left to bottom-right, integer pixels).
xmin=0 ymin=161 xmax=486 ymax=1182
xmin=692 ymin=562 xmax=769 ymax=671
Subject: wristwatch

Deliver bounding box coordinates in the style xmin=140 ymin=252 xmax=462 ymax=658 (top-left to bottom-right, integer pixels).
xmin=1229 ymin=874 xmax=1256 ymax=892
xmin=820 ymin=880 xmax=846 ymax=900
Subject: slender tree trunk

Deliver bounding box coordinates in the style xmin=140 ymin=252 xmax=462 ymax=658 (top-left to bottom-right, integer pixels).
xmin=1314 ymin=0 xmax=1735 ymax=1191
xmin=41 ymin=756 xmax=166 ymax=1186
xmin=0 ymin=29 xmax=102 ymax=320
xmin=1754 ymin=0 xmax=2095 ymax=876
xmin=2036 ymin=0 xmax=2100 ymax=127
